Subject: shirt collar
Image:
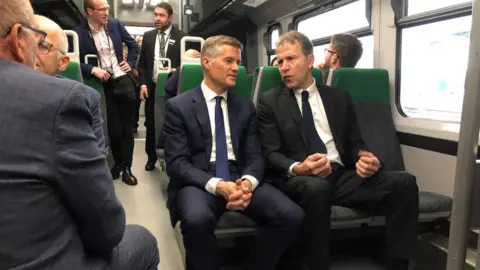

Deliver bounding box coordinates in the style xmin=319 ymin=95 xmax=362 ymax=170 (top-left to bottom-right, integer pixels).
xmin=158 ymin=25 xmax=172 ymax=36
xmin=294 ymin=78 xmax=317 ymax=97
xmin=201 ymin=81 xmax=228 ymax=102
xmin=88 ymin=21 xmax=104 ymax=33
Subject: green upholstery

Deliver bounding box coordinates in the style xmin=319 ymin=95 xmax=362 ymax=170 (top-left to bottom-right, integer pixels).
xmin=331 ymin=68 xmax=390 ymax=104
xmin=178 ymin=65 xmax=203 ymax=94
xmin=57 ymin=61 xmax=83 ymax=83
xmin=229 ymin=67 xmax=250 ymax=98
xmin=156 ymin=72 xmax=170 ymax=97
xmin=83 ymin=75 xmax=104 ymax=95
xmin=251 ymin=66 xmax=324 ymax=106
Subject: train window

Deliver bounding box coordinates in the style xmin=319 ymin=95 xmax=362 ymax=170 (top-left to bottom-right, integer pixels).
xmin=271 ymin=28 xmax=280 ymax=50
xmin=400 ymin=15 xmax=472 ymax=122
xmin=313 ymin=35 xmax=374 ymax=68
xmin=297 ymin=0 xmax=369 ymax=41
xmin=408 ymin=0 xmax=471 ymax=16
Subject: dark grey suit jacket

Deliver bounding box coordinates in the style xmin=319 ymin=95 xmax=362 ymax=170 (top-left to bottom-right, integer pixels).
xmin=0 ymin=59 xmax=125 ymax=270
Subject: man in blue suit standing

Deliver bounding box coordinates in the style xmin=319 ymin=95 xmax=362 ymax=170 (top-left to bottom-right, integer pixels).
xmin=74 ymin=0 xmax=139 ymax=185
xmin=163 ymin=35 xmax=304 ymax=270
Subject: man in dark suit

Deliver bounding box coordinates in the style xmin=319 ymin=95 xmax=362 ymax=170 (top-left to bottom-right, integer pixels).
xmin=0 ymin=0 xmax=159 ymax=269
xmin=138 ymin=2 xmax=193 ymax=171
xmin=257 ymin=31 xmax=419 ymax=270
xmin=34 ymin=15 xmax=106 ymax=156
xmin=74 ymin=0 xmax=139 ymax=185
xmin=163 ymin=35 xmax=304 ymax=270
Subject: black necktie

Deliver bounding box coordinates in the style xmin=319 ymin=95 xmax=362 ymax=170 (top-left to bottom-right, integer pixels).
xmin=301 ymin=90 xmax=327 ymax=154
xmin=159 ymin=31 xmax=166 ymax=58
xmin=215 ymin=96 xmax=230 ymax=181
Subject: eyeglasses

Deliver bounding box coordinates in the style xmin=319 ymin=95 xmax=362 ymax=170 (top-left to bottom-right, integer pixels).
xmin=38 ymin=40 xmax=66 ymax=56
xmin=3 ymin=24 xmax=47 ymax=44
xmin=92 ymin=7 xmax=110 ymax=13
xmin=324 ymin=48 xmax=337 ymax=55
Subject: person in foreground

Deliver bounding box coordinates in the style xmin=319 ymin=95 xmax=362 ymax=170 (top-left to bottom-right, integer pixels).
xmin=0 ymin=1 xmax=159 ymax=269
xmin=163 ymin=35 xmax=304 ymax=270
xmin=34 ymin=15 xmax=106 ymax=155
xmin=257 ymin=30 xmax=419 ymax=270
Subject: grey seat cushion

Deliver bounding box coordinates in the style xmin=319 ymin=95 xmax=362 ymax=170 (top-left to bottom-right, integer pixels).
xmin=418 ymin=191 xmax=452 ymax=213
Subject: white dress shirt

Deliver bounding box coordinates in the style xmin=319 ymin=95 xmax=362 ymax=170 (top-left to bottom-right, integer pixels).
xmin=152 ymin=25 xmax=172 ymax=82
xmin=201 ymin=82 xmax=259 ymax=195
xmin=288 ymin=79 xmax=344 ymax=175
xmin=89 ymin=23 xmax=125 ymax=78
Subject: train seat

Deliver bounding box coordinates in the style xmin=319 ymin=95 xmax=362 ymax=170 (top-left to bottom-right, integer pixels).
xmin=57 ymin=61 xmax=83 ymax=83
xmin=329 ymin=68 xmax=453 ymax=223
xmin=250 ymin=66 xmax=324 ymax=107
xmin=176 ymin=64 xmax=253 ymax=97
xmin=155 ymin=72 xmax=171 ymax=171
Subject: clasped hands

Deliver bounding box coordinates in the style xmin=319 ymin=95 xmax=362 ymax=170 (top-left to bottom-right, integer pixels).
xmin=292 ymin=151 xmax=381 ymax=178
xmin=215 ymin=179 xmax=252 ymax=211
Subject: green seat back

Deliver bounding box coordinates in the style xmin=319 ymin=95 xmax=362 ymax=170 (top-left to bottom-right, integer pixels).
xmin=251 ymin=66 xmax=324 ymax=106
xmin=156 ymin=72 xmax=170 ymax=97
xmin=178 ymin=65 xmax=204 ymax=94
xmin=331 ymin=68 xmax=390 ymax=104
xmin=229 ymin=67 xmax=250 ymax=98
xmin=57 ymin=61 xmax=83 ymax=83
xmin=84 ymin=76 xmax=104 ymax=95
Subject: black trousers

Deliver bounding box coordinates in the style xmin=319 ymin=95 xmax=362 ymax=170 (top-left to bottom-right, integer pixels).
xmin=133 ymin=85 xmax=141 ymax=129
xmin=175 ymin=168 xmax=304 ymax=270
xmin=144 ymin=82 xmax=157 ymax=163
xmin=104 ymin=75 xmax=136 ymax=167
xmin=273 ymin=165 xmax=419 ymax=270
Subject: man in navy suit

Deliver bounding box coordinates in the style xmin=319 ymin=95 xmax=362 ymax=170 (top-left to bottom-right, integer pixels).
xmin=74 ymin=0 xmax=139 ymax=186
xmin=163 ymin=35 xmax=304 ymax=270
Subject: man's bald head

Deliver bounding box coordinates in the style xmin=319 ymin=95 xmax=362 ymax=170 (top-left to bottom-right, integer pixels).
xmin=34 ymin=15 xmax=70 ymax=76
xmin=0 ymin=0 xmax=38 ymax=68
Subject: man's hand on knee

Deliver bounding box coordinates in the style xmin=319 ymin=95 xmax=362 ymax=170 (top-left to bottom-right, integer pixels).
xmin=215 ymin=180 xmax=251 ymax=211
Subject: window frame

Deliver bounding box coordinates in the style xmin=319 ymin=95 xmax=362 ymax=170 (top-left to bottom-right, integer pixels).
xmin=293 ymin=0 xmax=373 ymax=46
xmin=266 ymin=23 xmax=282 ymax=63
xmin=394 ymin=0 xmax=473 ymax=120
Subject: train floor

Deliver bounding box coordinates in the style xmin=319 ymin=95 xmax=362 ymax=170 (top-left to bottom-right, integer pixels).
xmin=114 ymin=117 xmax=387 ymax=270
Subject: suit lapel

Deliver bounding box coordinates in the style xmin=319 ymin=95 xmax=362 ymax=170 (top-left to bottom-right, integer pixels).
xmin=317 ymin=84 xmax=341 ymax=143
xmin=191 ymin=86 xmax=213 ymax=161
xmin=149 ymin=30 xmax=157 ymax=60
xmin=227 ymin=91 xmax=239 ymax=160
xmin=283 ymin=88 xmax=308 ymax=147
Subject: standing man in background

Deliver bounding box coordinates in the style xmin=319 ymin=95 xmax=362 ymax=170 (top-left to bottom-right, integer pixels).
xmin=74 ymin=0 xmax=140 ymax=186
xmin=138 ymin=2 xmax=190 ymax=171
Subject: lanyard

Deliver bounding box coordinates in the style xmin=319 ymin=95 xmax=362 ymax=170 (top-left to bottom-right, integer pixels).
xmin=156 ymin=30 xmax=172 ymax=58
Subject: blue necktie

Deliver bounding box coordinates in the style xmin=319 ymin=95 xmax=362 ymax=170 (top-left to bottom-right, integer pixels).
xmin=301 ymin=91 xmax=327 ymax=154
xmin=214 ymin=96 xmax=231 ymax=181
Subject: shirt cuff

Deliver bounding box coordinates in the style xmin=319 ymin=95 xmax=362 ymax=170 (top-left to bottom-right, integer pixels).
xmin=241 ymin=175 xmax=259 ymax=191
xmin=288 ymin=162 xmax=300 ymax=177
xmin=205 ymin=177 xmax=222 ymax=195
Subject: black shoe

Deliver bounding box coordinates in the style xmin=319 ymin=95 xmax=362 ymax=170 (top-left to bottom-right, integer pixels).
xmin=110 ymin=163 xmax=122 ymax=180
xmin=122 ymin=166 xmax=138 ymax=186
xmin=145 ymin=161 xmax=156 ymax=171
xmin=387 ymin=258 xmax=410 ymax=270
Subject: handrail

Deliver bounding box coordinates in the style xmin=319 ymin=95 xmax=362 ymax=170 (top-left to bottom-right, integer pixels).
xmin=64 ymin=30 xmax=79 ymax=63
xmin=180 ymin=36 xmax=204 ymax=67
xmin=446 ymin=0 xmax=480 ymax=269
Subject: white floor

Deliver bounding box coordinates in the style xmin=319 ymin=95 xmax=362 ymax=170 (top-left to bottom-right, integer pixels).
xmin=113 ymin=120 xmax=184 ymax=270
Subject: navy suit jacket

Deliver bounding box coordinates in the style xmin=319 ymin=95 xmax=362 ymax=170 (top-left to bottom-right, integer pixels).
xmin=163 ymin=86 xmax=264 ymax=225
xmin=73 ymin=19 xmax=139 ymax=77
xmin=0 ymin=59 xmax=125 ymax=270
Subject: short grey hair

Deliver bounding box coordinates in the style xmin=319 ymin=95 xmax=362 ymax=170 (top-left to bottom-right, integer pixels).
xmin=35 ymin=15 xmax=68 ymax=56
xmin=0 ymin=0 xmax=34 ymax=38
xmin=276 ymin=30 xmax=314 ymax=57
xmin=201 ymin=35 xmax=243 ymax=59
xmin=59 ymin=31 xmax=68 ymax=56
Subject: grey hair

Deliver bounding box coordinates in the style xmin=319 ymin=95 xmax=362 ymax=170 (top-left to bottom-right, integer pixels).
xmin=35 ymin=15 xmax=68 ymax=56
xmin=276 ymin=30 xmax=314 ymax=57
xmin=59 ymin=31 xmax=68 ymax=56
xmin=201 ymin=35 xmax=243 ymax=59
xmin=0 ymin=0 xmax=34 ymax=38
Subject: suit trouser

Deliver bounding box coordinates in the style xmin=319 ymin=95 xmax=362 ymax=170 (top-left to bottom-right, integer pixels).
xmin=144 ymin=82 xmax=157 ymax=163
xmin=134 ymin=85 xmax=141 ymax=129
xmin=109 ymin=224 xmax=160 ymax=269
xmin=273 ymin=165 xmax=419 ymax=270
xmin=174 ymin=167 xmax=304 ymax=270
xmin=104 ymin=75 xmax=136 ymax=167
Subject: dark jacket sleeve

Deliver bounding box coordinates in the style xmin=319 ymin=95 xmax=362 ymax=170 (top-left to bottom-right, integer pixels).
xmin=164 ymin=70 xmax=179 ymax=100
xmin=257 ymin=93 xmax=298 ymax=175
xmin=73 ymin=26 xmax=95 ymax=76
xmin=118 ymin=20 xmax=139 ymax=70
xmin=163 ymin=100 xmax=215 ymax=189
xmin=88 ymin=88 xmax=106 ymax=156
xmin=138 ymin=31 xmax=149 ymax=87
xmin=241 ymin=103 xmax=265 ymax=182
xmin=54 ymin=83 xmax=125 ymax=255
